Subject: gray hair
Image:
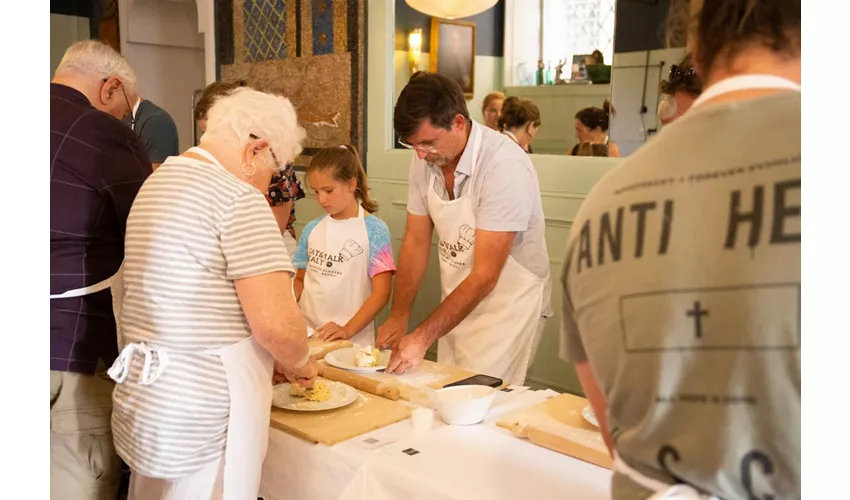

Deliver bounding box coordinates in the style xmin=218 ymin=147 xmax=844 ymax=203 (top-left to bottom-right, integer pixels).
xmin=201 ymin=87 xmax=305 ymax=170
xmin=55 ymin=40 xmax=138 ymax=94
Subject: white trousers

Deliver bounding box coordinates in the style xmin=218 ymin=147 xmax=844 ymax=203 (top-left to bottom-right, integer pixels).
xmin=128 ymin=457 xmax=224 ymax=500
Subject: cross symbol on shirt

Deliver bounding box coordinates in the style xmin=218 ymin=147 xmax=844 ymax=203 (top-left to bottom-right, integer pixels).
xmin=686 ymin=301 xmax=709 ymax=339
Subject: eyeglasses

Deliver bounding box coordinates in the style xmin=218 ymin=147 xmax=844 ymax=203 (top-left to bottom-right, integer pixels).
xmin=397 ymin=135 xmax=440 ymax=154
xmin=249 ymin=134 xmax=283 ymax=171
xmin=103 ymin=77 xmax=135 ymax=127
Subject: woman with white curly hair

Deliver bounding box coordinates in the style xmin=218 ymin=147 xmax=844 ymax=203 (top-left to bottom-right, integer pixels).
xmin=109 ymin=87 xmax=317 ymax=499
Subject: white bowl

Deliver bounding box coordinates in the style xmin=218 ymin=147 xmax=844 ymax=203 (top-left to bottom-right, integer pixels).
xmin=431 ymin=385 xmax=497 ymax=426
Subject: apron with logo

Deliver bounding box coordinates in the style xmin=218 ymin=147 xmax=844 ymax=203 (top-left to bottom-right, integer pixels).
xmin=109 ymin=146 xmax=275 ymax=499
xmin=612 ymin=74 xmax=801 ymax=499
xmin=300 ymin=206 xmax=374 ymax=346
xmin=427 ymin=125 xmax=546 ymax=386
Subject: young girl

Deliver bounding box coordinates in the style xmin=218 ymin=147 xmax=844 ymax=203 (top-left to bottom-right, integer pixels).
xmin=293 ymin=145 xmax=395 ymax=346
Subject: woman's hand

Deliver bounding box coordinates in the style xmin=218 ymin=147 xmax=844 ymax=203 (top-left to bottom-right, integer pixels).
xmin=273 ymin=358 xmax=318 ymax=389
xmin=289 ymin=358 xmax=319 ymax=389
xmin=316 ymin=321 xmax=351 ymax=342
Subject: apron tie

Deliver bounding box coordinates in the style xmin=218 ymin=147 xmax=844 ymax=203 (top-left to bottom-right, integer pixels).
xmin=107 ymin=342 xmax=169 ymax=386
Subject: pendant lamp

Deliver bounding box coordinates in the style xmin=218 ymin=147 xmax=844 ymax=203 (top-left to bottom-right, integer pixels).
xmin=404 ymin=0 xmax=498 ymax=19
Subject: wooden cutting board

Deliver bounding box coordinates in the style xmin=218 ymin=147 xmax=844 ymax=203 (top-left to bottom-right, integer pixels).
xmin=319 ymin=358 xmax=480 ymax=401
xmin=269 ymin=389 xmax=411 ymax=445
xmin=496 ymin=393 xmax=612 ymax=470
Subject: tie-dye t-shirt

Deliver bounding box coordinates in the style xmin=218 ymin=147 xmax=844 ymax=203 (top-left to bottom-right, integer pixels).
xmin=293 ymin=213 xmax=396 ymax=278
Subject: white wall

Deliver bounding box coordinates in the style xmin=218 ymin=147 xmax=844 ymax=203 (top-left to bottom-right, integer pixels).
xmin=610 ymin=47 xmax=687 ymax=156
xmin=50 ymin=14 xmax=90 ymax=78
xmin=503 ymin=0 xmax=542 ymax=86
xmin=118 ymin=0 xmax=206 ymax=152
xmin=394 ymin=51 xmax=504 ymax=124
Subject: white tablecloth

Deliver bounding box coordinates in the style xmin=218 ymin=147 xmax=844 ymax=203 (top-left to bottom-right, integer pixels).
xmin=259 ymin=389 xmax=612 ymax=500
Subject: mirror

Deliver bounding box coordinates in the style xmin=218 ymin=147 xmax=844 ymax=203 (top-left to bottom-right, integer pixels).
xmin=393 ymin=0 xmax=688 ymax=158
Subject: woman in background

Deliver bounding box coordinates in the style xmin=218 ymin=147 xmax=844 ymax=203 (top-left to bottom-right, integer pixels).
xmin=195 ymin=80 xmax=306 ymax=257
xmin=570 ymin=99 xmax=619 ymax=157
xmin=657 ymin=54 xmax=703 ymax=126
xmin=481 ymin=91 xmax=505 ymax=131
xmin=498 ymin=96 xmax=541 ymax=154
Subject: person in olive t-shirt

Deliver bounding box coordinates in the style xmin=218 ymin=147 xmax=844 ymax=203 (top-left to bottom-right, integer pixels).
xmin=559 ymin=1 xmax=800 ymax=498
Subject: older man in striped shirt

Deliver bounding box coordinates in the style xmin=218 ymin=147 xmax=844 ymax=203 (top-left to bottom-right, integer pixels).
xmin=50 ymin=40 xmax=151 ymax=500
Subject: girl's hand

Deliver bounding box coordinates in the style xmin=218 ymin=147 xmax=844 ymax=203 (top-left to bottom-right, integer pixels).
xmin=316 ymin=321 xmax=351 ymax=341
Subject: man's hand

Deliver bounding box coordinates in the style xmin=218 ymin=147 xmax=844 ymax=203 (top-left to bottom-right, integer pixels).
xmin=376 ymin=314 xmax=409 ymax=349
xmin=385 ymin=332 xmax=430 ymax=374
xmin=316 ymin=322 xmax=350 ymax=342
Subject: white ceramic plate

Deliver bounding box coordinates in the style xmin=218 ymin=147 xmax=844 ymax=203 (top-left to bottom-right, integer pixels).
xmin=324 ymin=347 xmax=392 ymax=372
xmin=582 ymin=405 xmax=599 ymax=427
xmin=272 ymin=380 xmax=358 ymax=412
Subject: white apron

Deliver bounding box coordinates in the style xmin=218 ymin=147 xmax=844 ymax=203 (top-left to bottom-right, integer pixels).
xmin=300 ymin=206 xmax=374 ymax=345
xmin=612 ymin=73 xmax=801 ymax=499
xmin=110 ymin=146 xmax=275 ymax=500
xmin=428 ymin=125 xmax=546 ymax=386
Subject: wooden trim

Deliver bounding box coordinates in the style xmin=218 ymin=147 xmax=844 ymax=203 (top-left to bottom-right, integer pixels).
xmin=98 ymin=0 xmax=120 ymax=53
xmin=429 ymin=18 xmax=476 ymax=99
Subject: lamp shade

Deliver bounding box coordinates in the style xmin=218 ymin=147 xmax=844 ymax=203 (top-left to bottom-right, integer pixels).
xmin=404 ymin=0 xmax=498 ymax=20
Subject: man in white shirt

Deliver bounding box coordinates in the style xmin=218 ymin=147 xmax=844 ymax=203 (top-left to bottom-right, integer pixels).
xmin=378 ymin=72 xmax=551 ymax=385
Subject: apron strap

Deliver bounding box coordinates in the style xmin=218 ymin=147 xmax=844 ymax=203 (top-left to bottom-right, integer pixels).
xmin=49 ymin=276 xmax=112 ymax=299
xmin=108 ymin=342 xmax=170 ymax=386
xmin=186 ymin=146 xmax=225 ymax=169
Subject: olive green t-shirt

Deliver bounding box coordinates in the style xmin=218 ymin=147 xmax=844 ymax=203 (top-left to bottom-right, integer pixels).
xmin=560 ymin=92 xmax=801 ymax=499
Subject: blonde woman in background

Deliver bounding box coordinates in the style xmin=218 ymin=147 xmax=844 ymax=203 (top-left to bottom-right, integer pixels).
xmin=110 ymin=87 xmax=317 ymax=499
xmin=481 ymin=91 xmax=505 ymax=131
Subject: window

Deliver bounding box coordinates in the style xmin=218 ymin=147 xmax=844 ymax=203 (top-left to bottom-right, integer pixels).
xmin=505 ymin=0 xmax=616 ymax=86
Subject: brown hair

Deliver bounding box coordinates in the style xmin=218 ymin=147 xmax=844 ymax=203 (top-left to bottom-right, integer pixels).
xmin=497 ymin=96 xmax=541 ymax=132
xmin=667 ymin=0 xmax=801 ymax=76
xmin=576 ymin=141 xmax=609 ymax=157
xmin=307 ymin=145 xmax=378 ymax=213
xmin=195 ymin=80 xmax=248 ymax=121
xmin=394 ymin=71 xmax=470 ymax=141
xmin=659 ymin=54 xmax=703 ymax=96
xmin=481 ymin=91 xmax=506 ymax=113
xmin=575 ymin=99 xmax=615 ymax=132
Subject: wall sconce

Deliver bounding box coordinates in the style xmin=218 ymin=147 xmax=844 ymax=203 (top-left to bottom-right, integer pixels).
xmin=408 ymin=28 xmax=422 ymax=75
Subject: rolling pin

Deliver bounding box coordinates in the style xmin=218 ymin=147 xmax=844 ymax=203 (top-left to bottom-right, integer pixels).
xmin=309 ymin=339 xmax=352 ymax=360
xmin=318 ymin=362 xmax=401 ymax=401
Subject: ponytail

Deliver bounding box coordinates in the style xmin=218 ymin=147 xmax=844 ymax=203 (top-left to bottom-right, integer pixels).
xmin=307 ymin=144 xmax=378 ymax=213
xmin=347 ymin=145 xmax=378 ymax=213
